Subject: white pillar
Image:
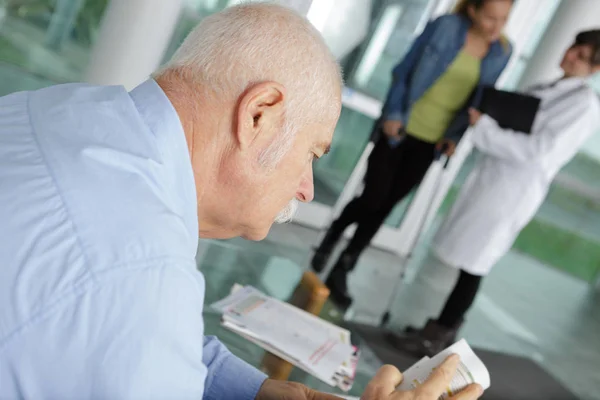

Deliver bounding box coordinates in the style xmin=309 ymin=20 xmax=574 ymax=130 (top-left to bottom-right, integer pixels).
xmin=84 ymin=0 xmax=183 ymax=90
xmin=518 ymin=0 xmax=600 ymax=89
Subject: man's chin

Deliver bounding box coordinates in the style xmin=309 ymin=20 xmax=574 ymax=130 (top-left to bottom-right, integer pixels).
xmin=241 ymin=225 xmax=273 ymax=241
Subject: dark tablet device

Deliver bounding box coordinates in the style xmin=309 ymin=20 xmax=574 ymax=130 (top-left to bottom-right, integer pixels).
xmin=479 ymin=87 xmax=541 ymax=134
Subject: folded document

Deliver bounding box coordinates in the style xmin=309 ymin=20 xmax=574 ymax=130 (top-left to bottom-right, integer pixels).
xmin=211 ymin=285 xmax=359 ymax=391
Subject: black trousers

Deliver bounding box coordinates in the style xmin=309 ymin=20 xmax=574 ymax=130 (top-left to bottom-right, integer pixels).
xmin=437 ymin=269 xmax=483 ymax=328
xmin=329 ymin=134 xmax=436 ymax=256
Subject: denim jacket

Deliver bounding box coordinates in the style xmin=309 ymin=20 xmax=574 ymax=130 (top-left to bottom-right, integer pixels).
xmin=384 ymin=14 xmax=513 ymax=142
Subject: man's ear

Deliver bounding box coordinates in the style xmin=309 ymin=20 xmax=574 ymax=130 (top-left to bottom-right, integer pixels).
xmin=235 ymin=81 xmax=285 ymax=151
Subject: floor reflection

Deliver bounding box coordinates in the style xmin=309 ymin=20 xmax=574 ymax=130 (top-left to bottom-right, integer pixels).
xmin=227 ymin=222 xmax=600 ymax=400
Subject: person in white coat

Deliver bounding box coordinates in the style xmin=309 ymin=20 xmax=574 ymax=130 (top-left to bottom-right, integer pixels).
xmin=389 ymin=29 xmax=600 ymax=358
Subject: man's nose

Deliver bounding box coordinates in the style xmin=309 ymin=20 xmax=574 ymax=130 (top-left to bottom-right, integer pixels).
xmin=296 ymin=167 xmax=314 ymax=203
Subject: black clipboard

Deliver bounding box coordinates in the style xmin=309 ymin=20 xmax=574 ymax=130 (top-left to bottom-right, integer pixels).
xmin=479 ymin=87 xmax=541 ymax=134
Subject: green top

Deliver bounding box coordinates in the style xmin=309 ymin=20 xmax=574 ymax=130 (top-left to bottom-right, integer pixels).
xmin=407 ymin=50 xmax=481 ymax=143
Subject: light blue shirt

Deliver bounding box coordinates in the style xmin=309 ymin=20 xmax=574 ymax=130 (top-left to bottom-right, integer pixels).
xmin=0 ymin=80 xmax=267 ymax=399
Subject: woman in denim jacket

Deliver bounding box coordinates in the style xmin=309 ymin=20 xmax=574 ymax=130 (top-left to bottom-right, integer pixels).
xmin=313 ymin=0 xmax=514 ymax=309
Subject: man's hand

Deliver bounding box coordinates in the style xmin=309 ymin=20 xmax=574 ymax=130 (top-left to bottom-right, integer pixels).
xmin=255 ymin=379 xmax=343 ymax=400
xmin=256 ymin=355 xmax=483 ymax=400
xmin=468 ymin=108 xmax=483 ymax=126
xmin=436 ymin=138 xmax=456 ymax=157
xmin=382 ymin=120 xmax=404 ymax=139
xmin=362 ymin=355 xmax=483 ymax=400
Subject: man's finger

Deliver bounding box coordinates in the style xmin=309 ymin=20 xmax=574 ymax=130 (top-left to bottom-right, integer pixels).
xmin=449 ymin=384 xmax=484 ymax=400
xmin=301 ymin=385 xmax=346 ymax=400
xmin=362 ymin=365 xmax=403 ymax=398
xmin=416 ymin=354 xmax=460 ymax=398
xmin=309 ymin=391 xmax=345 ymax=400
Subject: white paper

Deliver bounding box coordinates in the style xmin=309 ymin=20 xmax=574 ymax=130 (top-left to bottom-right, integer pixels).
xmin=210 ymin=285 xmax=262 ymax=313
xmin=227 ymin=322 xmax=339 ymax=386
xmin=332 ymin=340 xmax=489 ymax=399
xmin=227 ymin=298 xmax=353 ymax=380
xmin=211 ymin=286 xmax=356 ymax=389
xmin=229 ymin=322 xmax=357 ymax=390
xmin=401 ymin=356 xmax=430 ymax=379
xmin=397 ymin=339 xmax=490 ymax=397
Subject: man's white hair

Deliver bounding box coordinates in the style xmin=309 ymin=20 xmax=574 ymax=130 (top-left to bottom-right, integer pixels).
xmin=157 ymin=2 xmax=343 ymax=166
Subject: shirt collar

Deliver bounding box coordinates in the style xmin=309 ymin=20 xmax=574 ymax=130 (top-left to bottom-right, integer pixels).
xmin=129 ymin=79 xmax=199 ymax=242
xmin=557 ymin=76 xmax=587 ymax=90
xmin=529 ymin=76 xmax=586 ymax=93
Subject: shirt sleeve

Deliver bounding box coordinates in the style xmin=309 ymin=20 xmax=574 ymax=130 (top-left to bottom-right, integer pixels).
xmin=93 ymin=264 xmax=209 ymax=399
xmin=471 ymin=96 xmax=597 ymax=164
xmin=202 ymin=336 xmax=267 ymax=400
xmin=471 ymin=114 xmax=547 ymax=162
xmin=26 ymin=263 xmax=266 ymax=400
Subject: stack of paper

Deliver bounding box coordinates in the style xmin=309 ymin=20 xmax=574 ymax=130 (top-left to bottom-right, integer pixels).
xmin=211 ymin=285 xmax=359 ymax=391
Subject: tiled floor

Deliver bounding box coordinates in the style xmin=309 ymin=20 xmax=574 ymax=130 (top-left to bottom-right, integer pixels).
xmin=238 ymin=222 xmax=600 ymax=400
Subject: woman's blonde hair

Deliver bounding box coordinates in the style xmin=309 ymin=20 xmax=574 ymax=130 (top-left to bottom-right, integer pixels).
xmin=454 ymin=0 xmax=514 ymax=17
xmin=453 ymin=0 xmax=475 ymax=15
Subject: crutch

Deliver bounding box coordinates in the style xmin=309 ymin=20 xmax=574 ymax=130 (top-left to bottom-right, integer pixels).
xmin=379 ymin=150 xmax=451 ymax=326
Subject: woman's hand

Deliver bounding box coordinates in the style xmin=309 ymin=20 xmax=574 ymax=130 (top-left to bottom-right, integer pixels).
xmin=468 ymin=108 xmax=483 ymax=126
xmin=436 ymin=138 xmax=457 ymax=157
xmin=383 ymin=120 xmax=404 ymax=139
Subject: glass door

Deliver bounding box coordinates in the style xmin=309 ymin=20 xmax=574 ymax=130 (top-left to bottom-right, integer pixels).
xmin=298 ymin=0 xmax=565 ymax=255
xmin=295 ymin=0 xmax=442 ymax=252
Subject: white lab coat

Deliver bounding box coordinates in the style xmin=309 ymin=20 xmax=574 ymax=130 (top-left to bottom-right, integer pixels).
xmin=432 ymin=77 xmax=600 ymax=276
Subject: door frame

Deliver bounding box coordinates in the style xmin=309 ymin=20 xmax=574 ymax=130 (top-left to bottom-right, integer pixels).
xmin=295 ymin=0 xmax=560 ymax=256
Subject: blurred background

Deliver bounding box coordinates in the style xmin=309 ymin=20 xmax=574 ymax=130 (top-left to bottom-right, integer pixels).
xmin=1 ymin=0 xmax=599 ymax=398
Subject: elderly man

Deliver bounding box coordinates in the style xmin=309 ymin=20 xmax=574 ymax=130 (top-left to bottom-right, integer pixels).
xmin=0 ymin=3 xmax=482 ymax=400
